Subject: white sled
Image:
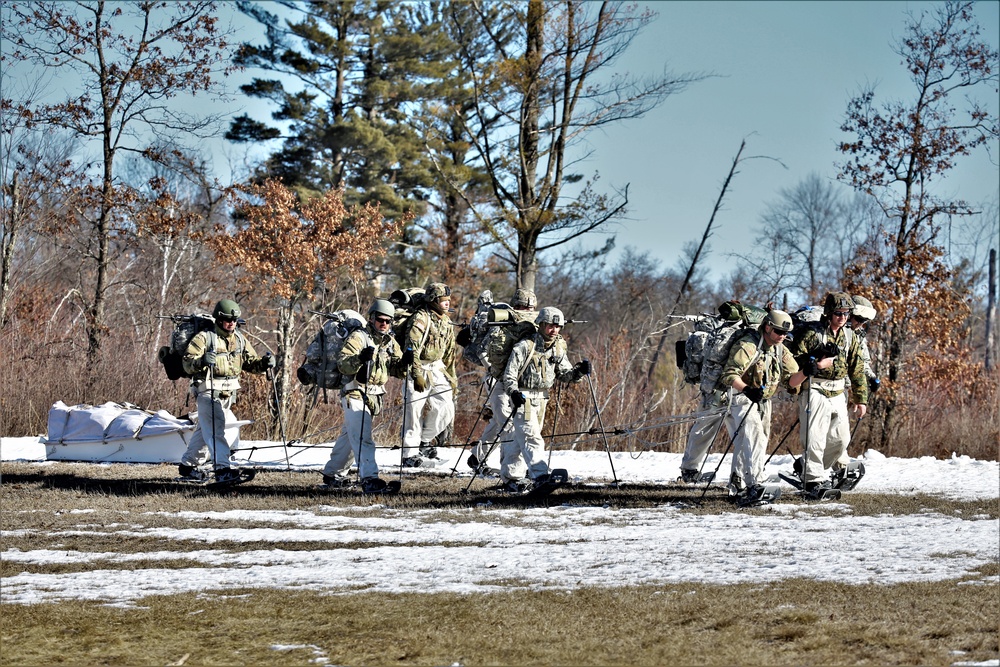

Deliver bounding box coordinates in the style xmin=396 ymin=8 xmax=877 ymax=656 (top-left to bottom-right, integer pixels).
xmin=42 ymin=401 xmax=249 ymax=464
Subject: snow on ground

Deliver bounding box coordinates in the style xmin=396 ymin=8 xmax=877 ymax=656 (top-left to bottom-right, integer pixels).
xmin=1 ymin=435 xmax=998 ymax=607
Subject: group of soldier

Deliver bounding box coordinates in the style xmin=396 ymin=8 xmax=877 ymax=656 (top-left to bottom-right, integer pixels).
xmin=175 ymin=284 xmax=590 ymax=494
xmin=679 ymin=292 xmax=878 ymax=504
xmin=173 ymin=284 xmax=877 ymax=502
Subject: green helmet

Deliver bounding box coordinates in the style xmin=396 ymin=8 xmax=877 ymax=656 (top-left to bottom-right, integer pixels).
xmin=213 ymin=299 xmax=241 ymax=322
xmin=424 ymin=282 xmax=451 ymax=301
xmin=369 ymin=299 xmax=395 ymax=319
xmin=511 ymin=288 xmax=537 ymax=310
xmin=536 ymin=306 xmax=565 ymax=326
xmin=823 ymin=292 xmax=855 ymax=318
xmin=764 ymin=309 xmax=793 ymax=333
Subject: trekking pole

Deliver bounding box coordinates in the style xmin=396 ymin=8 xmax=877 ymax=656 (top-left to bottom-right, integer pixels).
xmin=763 ymin=416 xmax=800 ymax=468
xmin=584 ymin=373 xmax=619 ymax=486
xmin=696 ymin=402 xmax=753 ymax=504
xmin=397 ymin=371 xmax=410 ymax=484
xmin=844 ymin=413 xmax=864 ymax=457
xmin=266 ymin=357 xmax=291 ymax=473
xmin=462 ymin=404 xmax=518 ymax=493
xmin=207 ymin=363 xmax=218 ymax=475
xmin=357 ymin=355 xmax=373 ymax=483
xmin=547 ymin=380 xmax=564 ymax=468
xmin=448 ymin=379 xmax=496 ymax=477
xmin=692 ymin=411 xmax=728 ymax=482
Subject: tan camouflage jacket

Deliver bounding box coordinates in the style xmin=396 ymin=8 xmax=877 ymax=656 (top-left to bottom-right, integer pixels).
xmin=788 ymin=322 xmax=868 ymax=404
xmin=338 ymin=324 xmax=403 ymax=414
xmin=720 ymin=330 xmax=799 ymax=401
xmin=405 ymin=307 xmax=457 ymax=388
xmin=182 ymin=326 xmax=269 ymax=380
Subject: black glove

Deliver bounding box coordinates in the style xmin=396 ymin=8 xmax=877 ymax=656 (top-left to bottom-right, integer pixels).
xmin=575 ymin=359 xmax=592 ymax=376
xmin=201 ymin=347 xmax=217 ymax=369
xmin=400 ymin=349 xmax=414 ymax=368
xmin=742 ymin=386 xmax=764 ymax=404
xmin=264 ymin=353 xmax=276 ymax=369
xmin=456 ymin=326 xmax=473 ymax=347
xmin=358 ymin=346 xmax=374 ymax=363
xmin=819 ymin=341 xmax=840 ymax=359
xmin=868 ymin=377 xmax=880 ymax=394
xmin=798 ymin=355 xmax=818 ymax=376
xmin=509 ymin=391 xmax=526 ymax=408
xmin=296 ymin=366 xmax=314 ymax=386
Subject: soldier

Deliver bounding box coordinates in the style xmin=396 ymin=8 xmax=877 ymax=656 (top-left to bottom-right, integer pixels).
xmin=502 ymin=306 xmax=590 ymax=492
xmin=719 ymin=309 xmax=806 ymax=505
xmin=399 ymin=282 xmax=458 ymax=468
xmin=320 ymin=299 xmax=405 ymax=493
xmin=849 ymin=295 xmax=879 ymax=392
xmin=467 ymin=288 xmax=537 ymax=477
xmin=788 ymin=292 xmax=868 ymax=500
xmin=178 ymin=299 xmax=275 ymax=483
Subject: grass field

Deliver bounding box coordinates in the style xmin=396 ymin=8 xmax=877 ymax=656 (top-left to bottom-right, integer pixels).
xmin=1 ymin=461 xmax=997 ymax=666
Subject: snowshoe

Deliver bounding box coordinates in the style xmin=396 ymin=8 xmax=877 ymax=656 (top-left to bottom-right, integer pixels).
xmin=679 ymin=468 xmax=715 ymax=484
xmin=524 ymin=468 xmax=569 ymax=498
xmin=208 ymin=468 xmax=256 ymax=488
xmin=735 ymin=483 xmax=782 ymax=508
xmin=318 ymin=474 xmax=354 ymax=490
xmin=175 ymin=464 xmax=208 ymax=483
xmin=779 ymin=472 xmax=804 ymax=490
xmin=803 ymin=481 xmax=841 ymax=501
xmin=831 ymin=460 xmax=865 ymax=491
xmin=498 ymin=477 xmax=533 ymax=494
xmin=361 ymin=477 xmax=401 ymax=495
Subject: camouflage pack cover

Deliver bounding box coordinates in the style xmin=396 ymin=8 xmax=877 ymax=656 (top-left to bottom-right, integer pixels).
xmin=681 ymin=301 xmax=767 ymax=393
xmin=486 ymin=311 xmax=538 ymax=379
xmin=460 ymin=290 xmax=500 ymax=368
xmin=156 ymin=313 xmax=216 ymax=381
xmin=300 ymin=309 xmax=368 ymax=390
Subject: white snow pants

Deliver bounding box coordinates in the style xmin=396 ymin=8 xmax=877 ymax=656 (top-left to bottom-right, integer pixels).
xmin=680 ymin=390 xmax=727 ymax=472
xmin=323 ymin=395 xmax=380 ymax=481
xmin=181 ymin=391 xmax=237 ymax=470
xmin=507 ymin=393 xmax=550 ymax=483
xmin=726 ymin=394 xmax=771 ymax=489
xmin=798 ymin=387 xmax=851 ymax=484
xmin=401 ymin=363 xmax=455 ymax=457
xmin=471 ymin=380 xmax=526 ymax=479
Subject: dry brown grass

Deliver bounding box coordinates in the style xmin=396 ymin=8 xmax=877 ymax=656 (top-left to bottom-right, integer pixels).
xmin=2 ymin=461 xmax=998 ymax=666
xmin=2 ymin=580 xmax=997 ymax=666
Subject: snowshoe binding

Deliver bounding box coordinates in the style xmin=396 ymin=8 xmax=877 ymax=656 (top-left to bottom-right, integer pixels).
xmin=735 ymin=483 xmax=782 ymax=508
xmin=803 ymin=481 xmax=841 ymax=502
xmin=679 ymin=468 xmax=715 ymax=484
xmin=208 ymin=468 xmax=256 ymax=488
xmin=831 ymin=460 xmax=865 ymax=491
xmin=318 ymin=474 xmax=354 ymax=490
xmin=524 ymin=468 xmax=569 ymax=498
xmin=175 ymin=464 xmax=208 ymax=483
xmin=361 ymin=477 xmax=401 ymax=495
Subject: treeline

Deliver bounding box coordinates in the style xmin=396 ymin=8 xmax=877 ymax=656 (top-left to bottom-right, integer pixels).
xmin=1 ymin=1 xmax=997 ymax=461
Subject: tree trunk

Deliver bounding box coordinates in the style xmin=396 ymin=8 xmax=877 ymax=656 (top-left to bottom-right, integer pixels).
xmin=0 ymin=173 xmax=20 ymax=328
xmin=987 ymin=248 xmax=996 ymax=371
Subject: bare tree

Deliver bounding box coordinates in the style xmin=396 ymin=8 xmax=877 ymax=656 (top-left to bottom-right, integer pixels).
xmin=453 ymin=0 xmax=706 ymax=290
xmin=837 ymin=1 xmax=999 ymax=450
xmin=1 ymin=1 xmax=237 ymax=360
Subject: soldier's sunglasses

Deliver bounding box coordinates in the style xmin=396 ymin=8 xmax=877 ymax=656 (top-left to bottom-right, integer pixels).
xmin=373 ymin=316 xmax=392 ymax=325
xmin=833 ymin=310 xmax=851 ymax=317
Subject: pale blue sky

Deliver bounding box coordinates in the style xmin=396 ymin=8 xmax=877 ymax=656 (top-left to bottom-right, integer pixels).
xmin=4 ymin=1 xmax=997 ymax=284
xmin=577 ymin=1 xmax=1000 ymax=280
